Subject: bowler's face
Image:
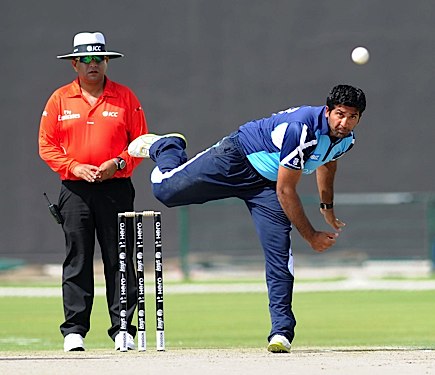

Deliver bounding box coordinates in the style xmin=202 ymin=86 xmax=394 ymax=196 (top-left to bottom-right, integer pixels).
xmin=72 ymin=57 xmax=108 ymax=84
xmin=325 ymin=104 xmax=361 ymax=139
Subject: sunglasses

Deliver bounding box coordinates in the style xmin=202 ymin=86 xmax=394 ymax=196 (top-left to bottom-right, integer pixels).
xmin=76 ymin=55 xmax=106 ymax=64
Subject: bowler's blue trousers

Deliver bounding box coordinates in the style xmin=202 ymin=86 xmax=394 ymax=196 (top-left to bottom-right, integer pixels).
xmin=149 ymin=132 xmax=296 ymax=343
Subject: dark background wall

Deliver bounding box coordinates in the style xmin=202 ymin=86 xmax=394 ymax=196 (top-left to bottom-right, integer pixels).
xmin=1 ymin=0 xmax=434 ymax=264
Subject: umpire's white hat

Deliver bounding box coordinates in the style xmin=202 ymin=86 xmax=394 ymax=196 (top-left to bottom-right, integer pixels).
xmin=57 ymin=31 xmax=124 ymax=59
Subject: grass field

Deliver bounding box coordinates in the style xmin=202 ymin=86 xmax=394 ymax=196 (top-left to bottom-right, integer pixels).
xmin=0 ymin=287 xmax=434 ymax=351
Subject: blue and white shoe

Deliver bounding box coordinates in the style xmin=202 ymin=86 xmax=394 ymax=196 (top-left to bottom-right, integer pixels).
xmin=128 ymin=133 xmax=186 ymax=158
xmin=267 ymin=334 xmax=291 ymax=353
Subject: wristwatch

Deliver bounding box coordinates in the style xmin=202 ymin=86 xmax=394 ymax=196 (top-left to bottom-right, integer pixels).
xmin=320 ymin=202 xmax=334 ymax=210
xmin=113 ymin=157 xmax=126 ymax=170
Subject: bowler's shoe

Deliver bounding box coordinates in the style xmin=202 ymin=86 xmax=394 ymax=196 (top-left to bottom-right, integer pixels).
xmin=128 ymin=133 xmax=186 ymax=158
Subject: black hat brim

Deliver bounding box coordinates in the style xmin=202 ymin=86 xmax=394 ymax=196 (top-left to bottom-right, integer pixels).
xmin=57 ymin=51 xmax=124 ymax=59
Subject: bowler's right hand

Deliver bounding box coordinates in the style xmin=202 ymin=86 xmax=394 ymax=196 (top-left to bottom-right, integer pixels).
xmin=308 ymin=231 xmax=339 ymax=252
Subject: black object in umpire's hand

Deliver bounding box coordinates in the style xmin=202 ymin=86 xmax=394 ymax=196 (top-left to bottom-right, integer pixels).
xmin=43 ymin=193 xmax=64 ymax=225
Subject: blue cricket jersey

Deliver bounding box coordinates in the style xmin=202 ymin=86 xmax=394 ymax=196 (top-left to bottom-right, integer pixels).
xmin=237 ymin=105 xmax=355 ymax=181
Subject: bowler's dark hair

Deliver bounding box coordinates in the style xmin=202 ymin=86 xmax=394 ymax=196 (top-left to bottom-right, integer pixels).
xmin=326 ymin=85 xmax=366 ymax=115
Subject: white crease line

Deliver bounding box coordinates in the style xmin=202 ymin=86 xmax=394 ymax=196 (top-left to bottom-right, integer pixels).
xmin=1 ymin=281 xmax=435 ymax=297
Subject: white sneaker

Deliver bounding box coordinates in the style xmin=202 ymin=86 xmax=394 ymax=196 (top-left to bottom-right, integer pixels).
xmin=115 ymin=332 xmax=136 ymax=351
xmin=267 ymin=334 xmax=291 ymax=353
xmin=128 ymin=133 xmax=186 ymax=158
xmin=64 ymin=333 xmax=85 ymax=352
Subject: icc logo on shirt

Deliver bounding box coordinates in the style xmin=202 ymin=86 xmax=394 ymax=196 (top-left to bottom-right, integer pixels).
xmin=103 ymin=111 xmax=118 ymax=118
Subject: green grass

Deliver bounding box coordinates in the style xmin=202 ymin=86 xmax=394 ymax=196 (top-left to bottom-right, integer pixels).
xmin=295 ymin=291 xmax=435 ymax=348
xmin=0 ymin=290 xmax=434 ymax=351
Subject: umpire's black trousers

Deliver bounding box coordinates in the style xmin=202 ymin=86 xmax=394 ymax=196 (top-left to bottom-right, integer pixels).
xmin=59 ymin=178 xmax=138 ymax=340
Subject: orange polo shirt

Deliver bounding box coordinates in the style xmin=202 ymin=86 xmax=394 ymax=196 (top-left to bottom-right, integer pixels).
xmin=39 ymin=77 xmax=148 ymax=180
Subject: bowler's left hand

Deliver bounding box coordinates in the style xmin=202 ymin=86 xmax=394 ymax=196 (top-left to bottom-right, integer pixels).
xmin=320 ymin=208 xmax=346 ymax=231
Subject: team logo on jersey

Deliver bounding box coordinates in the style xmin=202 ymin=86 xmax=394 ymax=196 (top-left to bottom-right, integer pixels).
xmin=310 ymin=153 xmax=320 ymax=161
xmin=303 ymin=168 xmax=315 ymax=175
xmin=103 ymin=111 xmax=118 ymax=118
xmin=58 ymin=110 xmax=80 ymax=121
xmin=42 ymin=111 xmax=48 ymax=117
xmin=291 ymin=158 xmax=299 ymax=166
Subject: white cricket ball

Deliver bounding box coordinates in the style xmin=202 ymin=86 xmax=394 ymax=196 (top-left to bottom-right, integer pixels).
xmin=351 ymin=46 xmax=370 ymax=65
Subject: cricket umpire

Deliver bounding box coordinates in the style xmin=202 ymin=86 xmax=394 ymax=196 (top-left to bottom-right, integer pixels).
xmin=39 ymin=31 xmax=148 ymax=351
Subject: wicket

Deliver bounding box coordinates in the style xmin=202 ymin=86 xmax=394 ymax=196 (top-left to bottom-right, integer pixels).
xmin=118 ymin=210 xmax=165 ymax=352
